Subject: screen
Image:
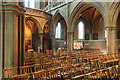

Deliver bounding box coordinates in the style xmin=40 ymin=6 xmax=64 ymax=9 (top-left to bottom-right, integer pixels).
xmin=74 ymin=42 xmax=83 ymax=49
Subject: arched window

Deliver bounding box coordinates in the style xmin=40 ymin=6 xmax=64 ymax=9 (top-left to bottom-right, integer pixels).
xmin=78 ymin=21 xmax=84 ymax=39
xmin=25 ymin=0 xmax=34 ymax=8
xmin=55 ymin=22 xmax=61 ymax=39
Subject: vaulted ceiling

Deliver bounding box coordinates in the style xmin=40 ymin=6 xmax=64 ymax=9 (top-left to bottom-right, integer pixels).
xmin=78 ymin=5 xmax=103 ymax=26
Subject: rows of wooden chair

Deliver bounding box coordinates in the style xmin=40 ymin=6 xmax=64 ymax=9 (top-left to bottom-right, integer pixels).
xmin=3 ymin=50 xmax=119 ymax=80
xmin=24 ymin=50 xmax=102 ymax=65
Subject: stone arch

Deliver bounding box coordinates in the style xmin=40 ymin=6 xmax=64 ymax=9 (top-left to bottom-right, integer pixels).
xmin=74 ymin=16 xmax=90 ymax=40
xmin=54 ymin=10 xmax=59 ymax=20
xmin=69 ymin=2 xmax=105 ymax=32
xmin=53 ymin=11 xmax=67 ymax=34
xmin=74 ymin=15 xmax=90 ymax=31
xmin=53 ymin=10 xmax=67 ymax=23
xmin=25 ymin=17 xmax=42 ymax=33
xmin=110 ymin=2 xmax=120 ymax=26
xmin=54 ymin=10 xmax=67 ymax=24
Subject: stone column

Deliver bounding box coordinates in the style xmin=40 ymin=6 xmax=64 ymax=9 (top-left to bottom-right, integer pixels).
xmin=39 ymin=33 xmax=44 ymax=52
xmin=5 ymin=10 xmax=18 ymax=68
xmin=40 ymin=2 xmax=44 ymax=9
xmin=106 ymin=26 xmax=116 ymax=54
xmin=89 ymin=33 xmax=92 ymax=40
xmin=51 ymin=16 xmax=55 ymax=50
xmin=67 ymin=1 xmax=73 ymax=50
xmin=51 ymin=34 xmax=56 ymax=50
xmin=2 ymin=3 xmax=25 ymax=69
xmin=67 ymin=32 xmax=74 ymax=50
xmin=20 ymin=13 xmax=25 ymax=66
xmin=0 ymin=2 xmax=3 ymax=79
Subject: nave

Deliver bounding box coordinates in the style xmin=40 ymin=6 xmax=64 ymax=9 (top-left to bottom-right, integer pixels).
xmin=1 ymin=1 xmax=120 ymax=80
xmin=3 ymin=50 xmax=119 ymax=80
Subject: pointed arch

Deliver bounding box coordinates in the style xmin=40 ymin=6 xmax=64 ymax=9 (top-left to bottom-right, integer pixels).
xmin=110 ymin=2 xmax=120 ymax=26
xmin=53 ymin=10 xmax=67 ymax=24
xmin=25 ymin=17 xmax=42 ymax=33
xmin=53 ymin=11 xmax=67 ymax=34
xmin=69 ymin=2 xmax=105 ymax=32
xmin=53 ymin=11 xmax=67 ymax=40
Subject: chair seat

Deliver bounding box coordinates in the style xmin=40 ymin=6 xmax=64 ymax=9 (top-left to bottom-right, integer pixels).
xmin=72 ymin=74 xmax=85 ymax=79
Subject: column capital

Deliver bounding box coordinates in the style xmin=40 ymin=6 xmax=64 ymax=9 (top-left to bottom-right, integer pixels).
xmin=67 ymin=32 xmax=74 ymax=35
xmin=38 ymin=33 xmax=44 ymax=36
xmin=105 ymin=25 xmax=117 ymax=30
xmin=2 ymin=4 xmax=26 ymax=15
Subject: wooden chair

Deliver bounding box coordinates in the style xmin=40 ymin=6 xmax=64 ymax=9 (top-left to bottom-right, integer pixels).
xmin=33 ymin=64 xmax=43 ymax=72
xmin=72 ymin=64 xmax=83 ymax=77
xmin=49 ymin=50 xmax=53 ymax=55
xmin=49 ymin=67 xmax=62 ymax=79
xmin=98 ymin=68 xmax=108 ymax=79
xmin=99 ymin=55 xmax=105 ymax=62
xmin=114 ymin=53 xmax=119 ymax=59
xmin=83 ymin=63 xmax=91 ymax=74
xmin=90 ymin=59 xmax=99 ymax=71
xmin=78 ymin=58 xmax=82 ymax=64
xmin=43 ymin=58 xmax=48 ymax=63
xmin=24 ymin=57 xmax=34 ymax=65
xmin=109 ymin=54 xmax=116 ymax=60
xmin=98 ymin=55 xmax=106 ymax=69
xmin=71 ymin=59 xmax=77 ymax=65
xmin=52 ymin=57 xmax=57 ymax=63
xmin=34 ymin=59 xmax=40 ymax=64
xmin=54 ymin=61 xmax=61 ymax=68
xmin=20 ymin=66 xmax=30 ymax=74
xmin=39 ymin=59 xmax=44 ymax=64
xmin=33 ymin=70 xmax=47 ymax=80
xmin=3 ymin=67 xmax=18 ymax=79
xmin=111 ymin=65 xmax=119 ymax=78
xmin=86 ymin=71 xmax=97 ymax=79
xmin=62 ymin=66 xmax=73 ymax=79
xmin=66 ymin=56 xmax=71 ymax=61
xmin=13 ymin=73 xmax=30 ymax=80
xmin=63 ymin=60 xmax=71 ymax=67
xmin=104 ymin=54 xmax=109 ymax=61
xmin=43 ymin=62 xmax=53 ymax=70
xmin=33 ymin=52 xmax=39 ymax=59
xmin=107 ymin=67 xmax=116 ymax=79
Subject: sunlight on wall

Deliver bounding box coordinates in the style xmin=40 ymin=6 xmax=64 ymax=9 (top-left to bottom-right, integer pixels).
xmin=25 ymin=25 xmax=32 ymax=41
xmin=55 ymin=22 xmax=61 ymax=39
xmin=78 ymin=21 xmax=84 ymax=39
xmin=25 ymin=0 xmax=34 ymax=8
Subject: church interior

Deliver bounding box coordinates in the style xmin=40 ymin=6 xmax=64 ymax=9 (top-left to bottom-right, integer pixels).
xmin=0 ymin=0 xmax=120 ymax=79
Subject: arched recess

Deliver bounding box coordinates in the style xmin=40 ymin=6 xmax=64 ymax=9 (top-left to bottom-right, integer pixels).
xmin=69 ymin=2 xmax=105 ymax=51
xmin=53 ymin=11 xmax=67 ymax=40
xmin=74 ymin=17 xmax=90 ymax=40
xmin=25 ymin=17 xmax=42 ymax=33
xmin=112 ymin=2 xmax=120 ymax=69
xmin=72 ymin=6 xmax=104 ymax=39
xmin=42 ymin=21 xmax=52 ymax=53
xmin=109 ymin=2 xmax=120 ymax=53
xmin=69 ymin=2 xmax=105 ymax=32
xmin=53 ymin=11 xmax=67 ymax=49
xmin=25 ymin=17 xmax=42 ymax=51
xmin=110 ymin=2 xmax=120 ymax=26
xmin=54 ymin=10 xmax=67 ymax=24
xmin=115 ymin=5 xmax=120 ymax=53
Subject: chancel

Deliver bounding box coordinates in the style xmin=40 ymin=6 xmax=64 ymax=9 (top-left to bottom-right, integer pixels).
xmin=0 ymin=0 xmax=120 ymax=79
